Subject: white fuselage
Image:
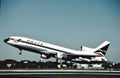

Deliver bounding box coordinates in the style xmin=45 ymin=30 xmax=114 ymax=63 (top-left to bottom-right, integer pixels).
xmin=4 ymin=36 xmax=99 ymax=59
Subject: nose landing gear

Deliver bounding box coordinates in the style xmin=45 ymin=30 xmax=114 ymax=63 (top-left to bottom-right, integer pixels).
xmin=19 ymin=48 xmax=22 ymax=55
xmin=19 ymin=52 xmax=22 ymax=55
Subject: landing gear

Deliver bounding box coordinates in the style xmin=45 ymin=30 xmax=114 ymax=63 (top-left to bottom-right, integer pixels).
xmin=56 ymin=58 xmax=62 ymax=69
xmin=56 ymin=58 xmax=58 ymax=63
xmin=19 ymin=49 xmax=22 ymax=55
xmin=19 ymin=52 xmax=22 ymax=55
xmin=56 ymin=53 xmax=68 ymax=69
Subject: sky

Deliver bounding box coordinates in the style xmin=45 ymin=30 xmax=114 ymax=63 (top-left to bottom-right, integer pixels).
xmin=0 ymin=0 xmax=120 ymax=63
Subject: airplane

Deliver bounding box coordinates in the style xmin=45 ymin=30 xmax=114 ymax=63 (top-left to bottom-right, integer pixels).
xmin=4 ymin=36 xmax=110 ymax=63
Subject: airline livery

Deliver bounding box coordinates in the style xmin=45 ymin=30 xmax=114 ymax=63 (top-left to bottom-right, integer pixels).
xmin=4 ymin=36 xmax=110 ymax=63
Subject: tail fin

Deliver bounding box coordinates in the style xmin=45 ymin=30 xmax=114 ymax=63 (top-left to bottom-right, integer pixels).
xmin=94 ymin=41 xmax=110 ymax=55
xmin=81 ymin=41 xmax=110 ymax=56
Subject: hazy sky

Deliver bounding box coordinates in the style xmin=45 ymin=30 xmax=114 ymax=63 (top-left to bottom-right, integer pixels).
xmin=0 ymin=0 xmax=120 ymax=63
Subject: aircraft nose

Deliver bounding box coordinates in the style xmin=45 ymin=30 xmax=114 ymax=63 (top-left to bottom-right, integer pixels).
xmin=4 ymin=38 xmax=9 ymax=43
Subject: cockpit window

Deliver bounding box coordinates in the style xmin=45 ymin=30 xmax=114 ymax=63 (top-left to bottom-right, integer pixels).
xmin=9 ymin=38 xmax=14 ymax=40
xmin=9 ymin=38 xmax=21 ymax=42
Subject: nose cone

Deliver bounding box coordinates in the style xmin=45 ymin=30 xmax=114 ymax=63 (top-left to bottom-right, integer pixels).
xmin=4 ymin=38 xmax=9 ymax=43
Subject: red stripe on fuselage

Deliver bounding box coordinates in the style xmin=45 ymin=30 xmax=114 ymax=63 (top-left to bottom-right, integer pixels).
xmin=94 ymin=52 xmax=104 ymax=57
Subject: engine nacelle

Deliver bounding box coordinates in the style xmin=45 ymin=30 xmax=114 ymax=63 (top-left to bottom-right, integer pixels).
xmin=81 ymin=46 xmax=94 ymax=52
xmin=41 ymin=54 xmax=50 ymax=59
xmin=56 ymin=52 xmax=67 ymax=59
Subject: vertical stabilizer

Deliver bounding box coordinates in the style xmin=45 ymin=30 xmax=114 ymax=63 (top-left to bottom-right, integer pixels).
xmin=81 ymin=41 xmax=110 ymax=56
xmin=94 ymin=41 xmax=110 ymax=56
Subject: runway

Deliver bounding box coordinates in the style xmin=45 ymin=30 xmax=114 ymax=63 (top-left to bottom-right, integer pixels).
xmin=0 ymin=69 xmax=120 ymax=78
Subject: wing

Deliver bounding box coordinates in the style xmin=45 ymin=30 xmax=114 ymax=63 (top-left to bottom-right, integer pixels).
xmin=40 ymin=50 xmax=57 ymax=57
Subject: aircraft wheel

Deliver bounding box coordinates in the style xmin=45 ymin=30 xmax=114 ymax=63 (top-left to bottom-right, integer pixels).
xmin=19 ymin=52 xmax=22 ymax=55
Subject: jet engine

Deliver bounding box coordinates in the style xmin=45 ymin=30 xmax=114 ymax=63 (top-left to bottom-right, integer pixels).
xmin=56 ymin=52 xmax=67 ymax=59
xmin=41 ymin=54 xmax=50 ymax=59
xmin=81 ymin=46 xmax=94 ymax=52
